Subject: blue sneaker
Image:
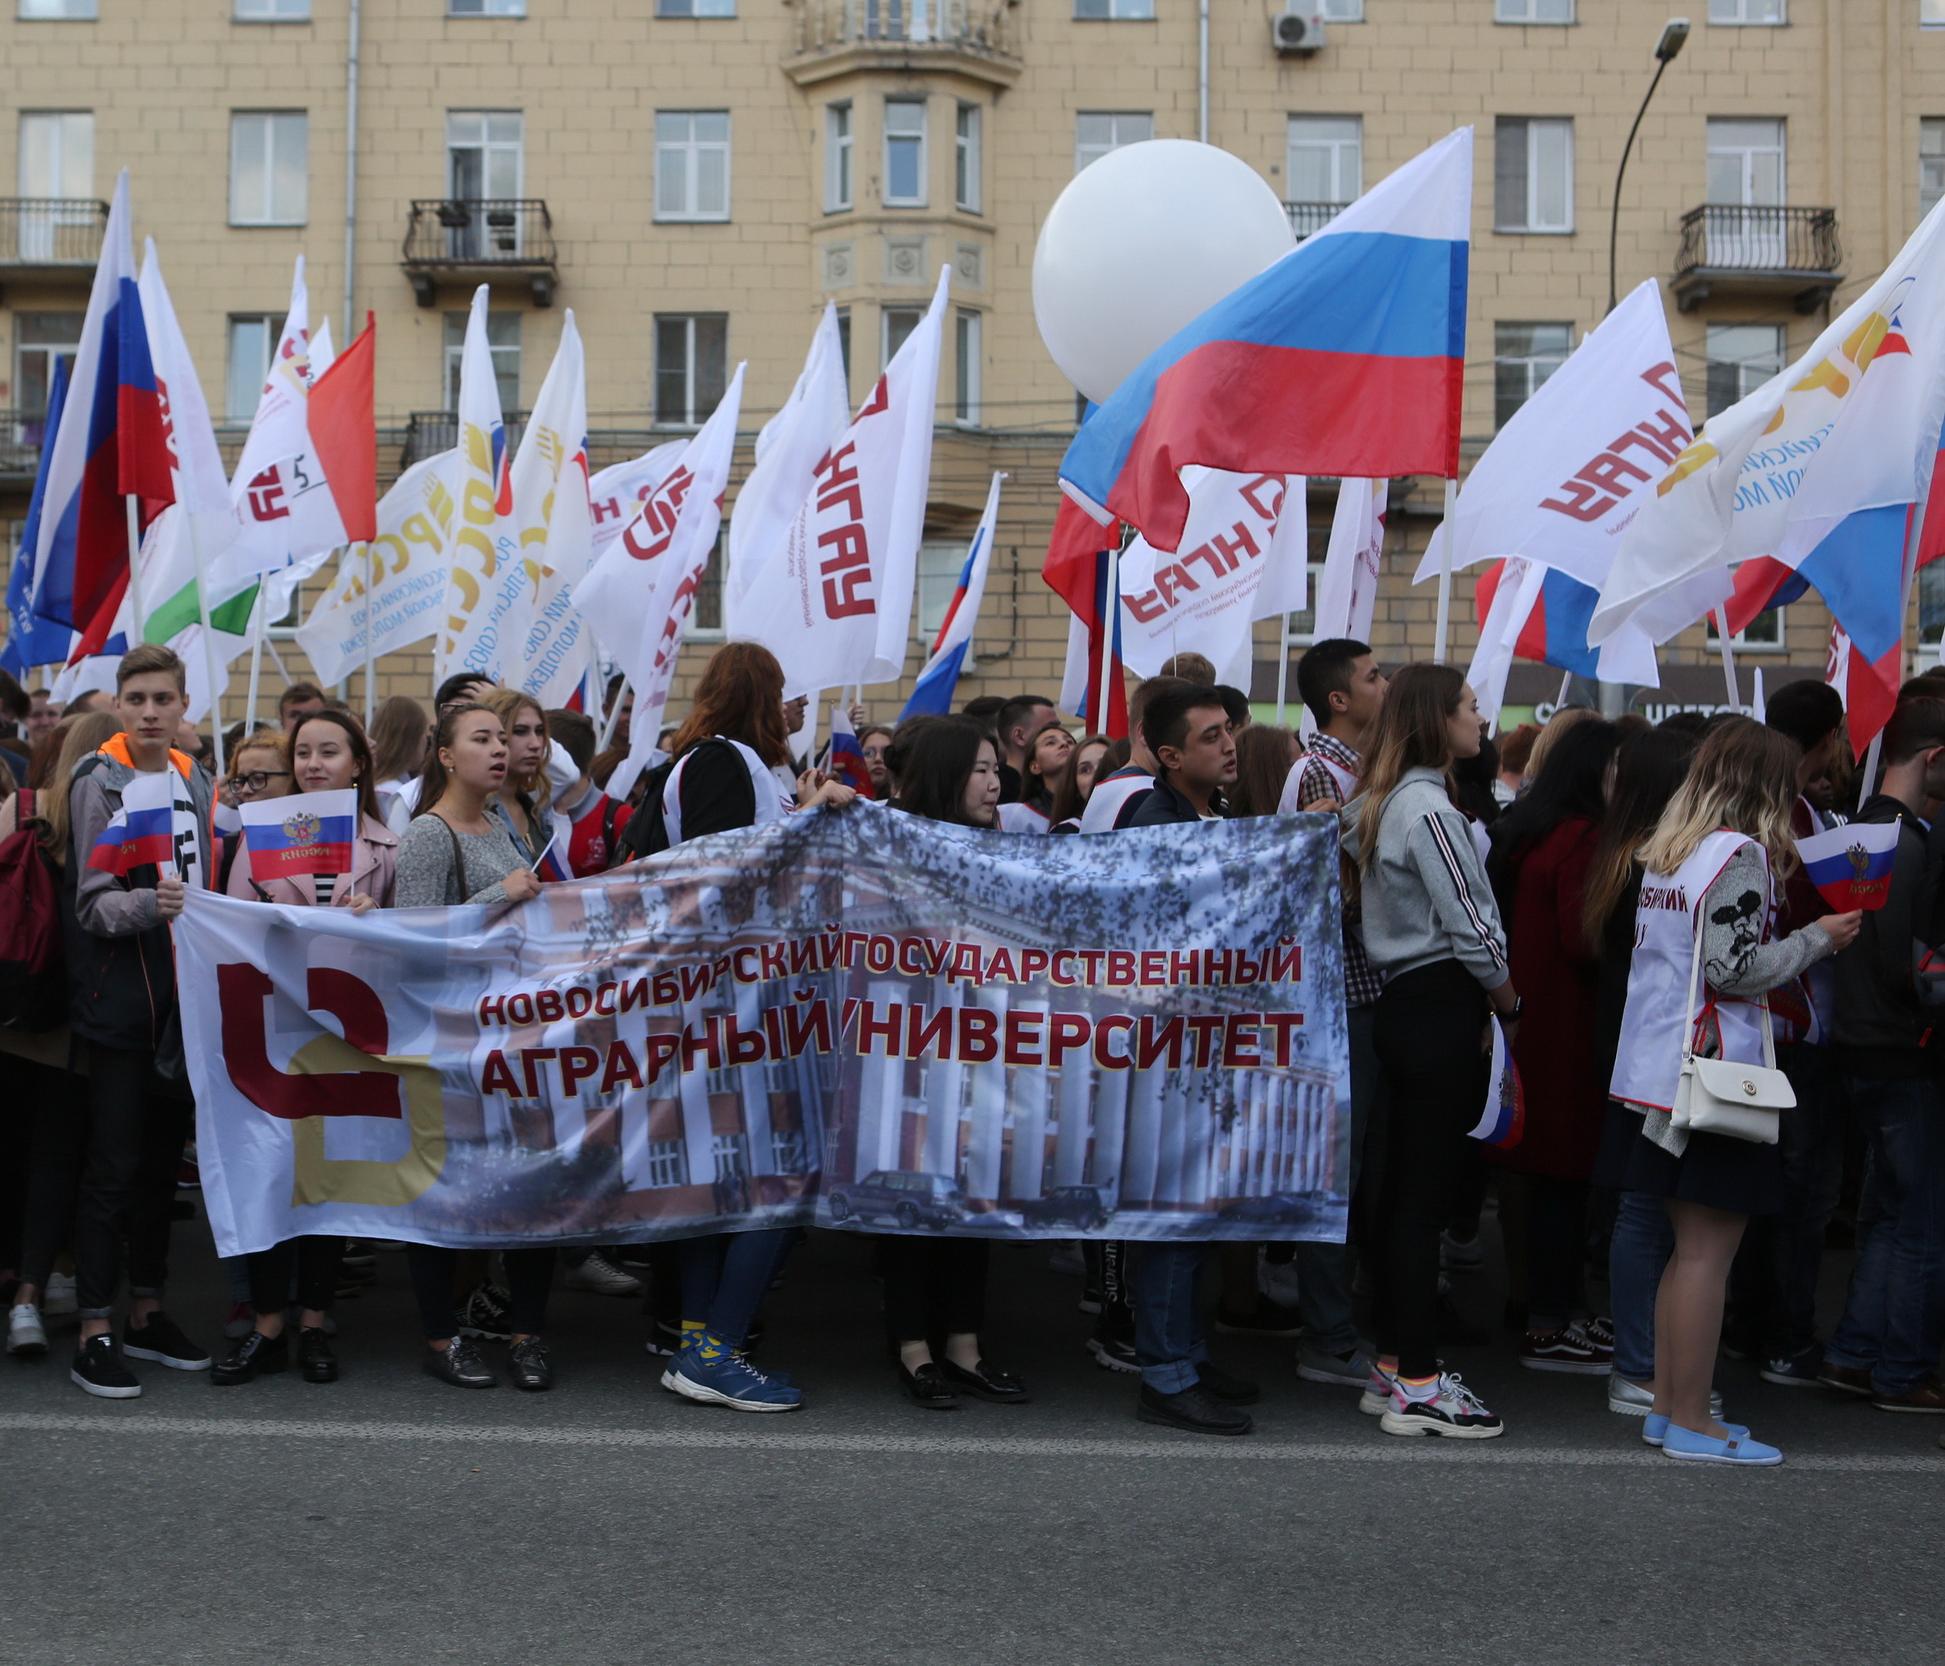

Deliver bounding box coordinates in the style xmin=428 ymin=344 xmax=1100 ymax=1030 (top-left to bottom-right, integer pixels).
xmin=1642 ymin=1413 xmax=1746 ymax=1448
xmin=1659 ymin=1424 xmax=1782 ymax=1466
xmin=657 ymin=1326 xmax=794 ymax=1393
xmin=665 ymin=1333 xmax=802 ymax=1412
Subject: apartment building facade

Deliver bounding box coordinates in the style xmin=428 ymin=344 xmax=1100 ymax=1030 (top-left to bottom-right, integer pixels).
xmin=5 ymin=0 xmax=1945 ymax=722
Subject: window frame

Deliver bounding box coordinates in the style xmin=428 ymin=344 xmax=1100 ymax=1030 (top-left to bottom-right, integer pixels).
xmin=882 ymin=305 xmax=924 ymax=373
xmin=1928 ymin=0 xmax=1945 ymax=28
xmin=653 ymin=109 xmax=732 ymax=224
xmin=1704 ymin=322 xmax=1785 ymax=418
xmin=234 ymin=0 xmax=311 ymax=19
xmin=955 ymin=101 xmax=982 ymax=214
xmin=825 ymin=101 xmax=853 ymax=212
xmin=1708 ymin=0 xmax=1785 ymax=22
xmin=1495 ymin=116 xmax=1574 ymax=234
xmin=226 ymin=313 xmax=283 ymax=423
xmin=1706 ymin=607 xmax=1786 ymax=654
xmin=446 ymin=0 xmax=527 ymax=16
xmin=1074 ymin=111 xmax=1154 ymax=173
xmin=1285 ymin=114 xmax=1362 ymax=206
xmin=654 ymin=0 xmax=735 ymax=15
xmin=954 ymin=308 xmax=982 ymax=427
xmin=228 ymin=110 xmax=309 ymax=228
xmin=1315 ymin=0 xmax=1364 ymax=19
xmin=1493 ymin=0 xmax=1574 ymax=21
xmin=442 ymin=310 xmax=523 ymax=418
xmin=916 ymin=537 xmax=968 ymax=641
xmin=1073 ymin=0 xmax=1156 ymax=18
xmin=653 ymin=312 xmax=730 ymax=430
xmin=1493 ymin=320 xmax=1573 ymax=429
xmin=1923 ymin=117 xmax=1945 ymax=220
xmin=883 ymin=96 xmax=928 ymax=209
xmin=17 ymin=0 xmax=98 ymax=18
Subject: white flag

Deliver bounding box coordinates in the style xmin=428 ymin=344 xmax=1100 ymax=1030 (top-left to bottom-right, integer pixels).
xmin=436 ymin=285 xmax=517 ymax=684
xmin=296 ymin=452 xmax=463 ymax=684
xmin=1313 ymin=478 xmax=1387 ymax=645
xmin=725 ymin=302 xmax=850 ymax=636
xmin=576 ymin=365 xmax=747 ymax=798
xmin=588 ymin=442 xmax=687 ymax=562
xmin=737 ymin=267 xmax=951 ymax=695
xmin=507 ymin=313 xmax=594 ymax=707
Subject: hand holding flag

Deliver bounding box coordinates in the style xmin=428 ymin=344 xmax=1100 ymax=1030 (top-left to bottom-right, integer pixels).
xmin=1794 ymin=820 xmax=1900 ymax=912
xmin=532 ymin=829 xmax=572 ymax=884
xmin=89 ymin=773 xmax=178 ymax=878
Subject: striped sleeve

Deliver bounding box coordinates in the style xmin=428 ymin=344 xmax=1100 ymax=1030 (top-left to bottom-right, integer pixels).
xmin=1405 ymin=806 xmax=1510 ymax=990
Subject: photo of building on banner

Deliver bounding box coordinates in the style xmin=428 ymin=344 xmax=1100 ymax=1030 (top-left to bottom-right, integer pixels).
xmin=173 ymin=813 xmax=1350 ymax=1257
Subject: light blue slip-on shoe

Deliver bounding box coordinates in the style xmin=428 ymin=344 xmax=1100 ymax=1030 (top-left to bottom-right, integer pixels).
xmin=1659 ymin=1423 xmax=1781 ymax=1465
xmin=1642 ymin=1412 xmax=1747 ymax=1448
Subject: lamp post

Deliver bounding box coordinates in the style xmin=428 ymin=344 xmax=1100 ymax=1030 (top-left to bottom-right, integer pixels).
xmin=1608 ymin=18 xmax=1691 ymax=314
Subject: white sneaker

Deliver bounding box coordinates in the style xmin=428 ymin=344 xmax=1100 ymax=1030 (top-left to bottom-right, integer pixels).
xmin=7 ymin=1304 xmax=49 ymax=1357
xmin=1379 ymin=1371 xmax=1505 ymax=1439
xmin=1607 ymin=1373 xmax=1724 ymax=1419
xmin=42 ymin=1271 xmax=77 ymax=1318
xmin=1357 ymin=1361 xmax=1399 ymax=1416
xmin=563 ymin=1252 xmax=644 ymax=1298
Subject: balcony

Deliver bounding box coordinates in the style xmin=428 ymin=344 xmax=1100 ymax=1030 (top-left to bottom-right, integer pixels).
xmin=401 ymin=199 xmax=558 ymax=308
xmin=784 ymin=0 xmax=1022 ymax=87
xmin=1671 ymin=204 xmax=1842 ymax=314
xmin=0 ymin=198 xmax=108 ymax=288
xmin=0 ymin=408 xmax=49 ymax=484
xmin=400 ymin=409 xmax=528 ymax=472
xmin=1284 ymin=201 xmax=1345 ymax=242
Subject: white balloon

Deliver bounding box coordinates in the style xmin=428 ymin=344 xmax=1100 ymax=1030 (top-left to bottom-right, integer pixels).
xmin=1033 ymin=141 xmax=1295 ymax=407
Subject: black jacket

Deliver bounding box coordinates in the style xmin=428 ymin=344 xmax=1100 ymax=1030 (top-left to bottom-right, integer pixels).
xmin=1831 ymin=792 xmax=1929 ymax=1076
xmin=1126 ymin=775 xmax=1227 ymax=828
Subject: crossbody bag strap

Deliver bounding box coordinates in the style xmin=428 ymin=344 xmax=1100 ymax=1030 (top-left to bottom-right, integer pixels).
xmin=431 ymin=811 xmax=467 ymax=906
xmin=1683 ymin=885 xmax=1779 ymax=1070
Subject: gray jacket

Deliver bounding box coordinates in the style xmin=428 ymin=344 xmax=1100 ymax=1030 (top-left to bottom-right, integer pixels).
xmin=1340 ymin=767 xmax=1509 ymax=994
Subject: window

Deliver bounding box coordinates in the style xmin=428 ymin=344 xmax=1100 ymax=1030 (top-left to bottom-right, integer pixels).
xmin=446 ymin=111 xmax=523 ymax=255
xmin=825 ymin=102 xmax=853 ymax=211
xmin=835 ymin=307 xmax=852 ymax=382
xmin=916 ymin=539 xmax=967 ymax=639
xmin=1287 ymin=558 xmax=1330 ymax=647
xmin=1924 ymin=120 xmax=1945 ymax=220
xmin=1075 ymin=112 xmax=1153 ymax=172
xmin=955 ymin=309 xmax=981 ymax=425
xmin=955 ymin=103 xmax=982 ymax=213
xmin=226 ymin=315 xmax=281 ymax=421
xmin=882 ymin=306 xmax=923 ymax=369
xmin=229 ymin=112 xmax=308 ymax=225
xmin=884 ymin=98 xmax=927 ymax=207
xmin=655 ymin=111 xmax=731 ymax=222
xmin=655 ymin=314 xmax=728 ymax=427
xmin=235 ymin=0 xmax=310 ymax=18
xmin=14 ymin=312 xmax=83 ymax=424
xmin=1929 ymin=0 xmax=1945 ymax=25
xmin=16 ymin=114 xmax=93 ymax=262
xmin=642 ymin=1139 xmax=686 ymax=1189
xmin=690 ymin=530 xmax=726 ymax=635
xmin=442 ymin=311 xmax=522 ymax=416
xmin=1286 ymin=116 xmax=1361 ymax=205
xmin=1494 ymin=322 xmax=1571 ymax=428
xmin=1317 ymin=0 xmax=1364 ymax=18
xmin=1707 ymin=609 xmax=1784 ymax=651
xmin=18 ymin=1 xmax=97 ymax=16
xmin=1074 ymin=0 xmax=1154 ymax=16
xmin=1706 ymin=118 xmax=1786 ymax=205
xmin=1495 ymin=0 xmax=1573 ymax=19
xmin=448 ymin=0 xmax=525 ymax=14
xmin=1709 ymin=0 xmax=1784 ymax=20
xmin=1921 ymin=563 xmax=1945 ymax=650
xmin=656 ymin=0 xmax=734 ymax=13
xmin=1494 ymin=117 xmax=1573 ymax=233
xmin=1705 ymin=323 xmax=1784 ymax=416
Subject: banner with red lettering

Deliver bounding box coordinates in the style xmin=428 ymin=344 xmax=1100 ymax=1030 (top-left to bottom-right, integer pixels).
xmin=176 ymin=810 xmax=1351 ymax=1255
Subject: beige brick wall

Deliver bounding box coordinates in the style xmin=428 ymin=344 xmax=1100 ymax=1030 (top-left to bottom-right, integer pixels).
xmin=4 ymin=0 xmax=1942 ymax=727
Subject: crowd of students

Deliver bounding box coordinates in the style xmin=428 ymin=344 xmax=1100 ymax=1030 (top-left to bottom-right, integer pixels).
xmin=0 ymin=638 xmax=1940 ymax=1464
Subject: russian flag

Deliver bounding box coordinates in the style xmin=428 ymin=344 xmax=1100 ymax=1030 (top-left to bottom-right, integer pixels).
xmin=1469 ymin=1017 xmax=1526 ymax=1150
xmin=1476 ymin=560 xmax=1601 ymax=680
xmin=1060 ymin=129 xmax=1471 ymax=553
xmin=2 ymin=356 xmax=78 ymax=678
xmin=1795 ymin=819 xmax=1900 ymax=912
xmin=901 ymin=473 xmax=1002 ymax=720
xmin=533 ymin=829 xmax=572 ymax=884
xmin=1045 ymin=491 xmax=1128 ymax=739
xmin=27 ymin=171 xmax=173 ymax=634
xmin=240 ymin=788 xmax=357 ymax=883
xmin=88 ymin=771 xmax=177 ymax=877
xmin=827 ymin=704 xmax=876 ymax=798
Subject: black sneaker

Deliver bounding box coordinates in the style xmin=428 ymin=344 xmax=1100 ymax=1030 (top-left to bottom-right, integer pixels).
xmin=71 ymin=1334 xmax=141 ymax=1399
xmin=211 ymin=1329 xmax=289 ymax=1386
xmin=424 ymin=1335 xmax=496 ymax=1388
xmin=507 ymin=1336 xmax=554 ymax=1392
xmin=122 ymin=1311 xmax=210 ymax=1372
xmin=297 ymin=1327 xmax=339 ymax=1384
xmin=643 ymin=1317 xmax=684 ymax=1358
xmin=1758 ymin=1345 xmax=1824 ymax=1388
xmin=1088 ymin=1332 xmax=1138 ymax=1373
xmin=458 ymin=1283 xmax=513 ymax=1342
xmin=1137 ymin=1384 xmax=1253 ymax=1436
xmin=1193 ymin=1360 xmax=1262 ymax=1405
xmin=1519 ymin=1323 xmax=1613 ymax=1375
xmin=1213 ymin=1294 xmax=1303 ymax=1338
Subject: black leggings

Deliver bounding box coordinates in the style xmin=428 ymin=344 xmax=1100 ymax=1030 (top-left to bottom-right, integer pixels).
xmin=1525 ymin=1176 xmax=1590 ymax=1330
xmin=406 ymin=1245 xmax=555 ymax=1340
xmin=13 ymin=1060 xmax=85 ymax=1290
xmin=882 ymin=1237 xmax=990 ymax=1342
xmin=247 ymin=1237 xmax=342 ymax=1318
xmin=73 ymin=1043 xmax=193 ymax=1318
xmin=1371 ymin=961 xmax=1490 ymax=1378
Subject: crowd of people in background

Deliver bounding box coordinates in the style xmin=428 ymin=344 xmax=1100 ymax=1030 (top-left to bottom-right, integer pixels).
xmin=0 ymin=637 xmax=1940 ymax=1465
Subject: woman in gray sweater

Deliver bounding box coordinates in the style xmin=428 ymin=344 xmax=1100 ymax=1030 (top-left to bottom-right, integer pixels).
xmin=395 ymin=701 xmax=556 ymax=1391
xmin=1340 ymin=664 xmax=1517 ymax=1442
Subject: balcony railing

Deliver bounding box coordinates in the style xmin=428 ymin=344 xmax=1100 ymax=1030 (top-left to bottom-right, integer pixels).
xmin=0 ymin=408 xmax=50 ymax=480
xmin=400 ymin=409 xmax=528 ymax=472
xmin=1672 ymin=204 xmax=1843 ymax=313
xmin=1284 ymin=201 xmax=1346 ymax=241
xmin=401 ymin=199 xmax=558 ymax=307
xmin=0 ymin=197 xmax=108 ymax=270
xmin=787 ymin=0 xmax=1021 ymax=81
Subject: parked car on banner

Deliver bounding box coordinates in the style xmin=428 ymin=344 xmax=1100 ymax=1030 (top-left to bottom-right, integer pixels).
xmin=1217 ymin=1191 xmax=1333 ymax=1225
xmin=1015 ymin=1184 xmax=1113 ymax=1230
xmin=825 ymin=1171 xmax=970 ymax=1229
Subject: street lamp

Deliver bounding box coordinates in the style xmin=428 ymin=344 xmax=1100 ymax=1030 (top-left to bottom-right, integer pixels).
xmin=1608 ymin=17 xmax=1691 ymax=314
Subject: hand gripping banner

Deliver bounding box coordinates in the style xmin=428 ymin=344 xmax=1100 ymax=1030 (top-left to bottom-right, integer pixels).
xmin=176 ymin=811 xmax=1351 ymax=1255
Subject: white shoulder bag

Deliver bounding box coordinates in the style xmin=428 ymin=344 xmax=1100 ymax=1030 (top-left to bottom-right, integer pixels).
xmin=1670 ymin=913 xmax=1792 ymax=1145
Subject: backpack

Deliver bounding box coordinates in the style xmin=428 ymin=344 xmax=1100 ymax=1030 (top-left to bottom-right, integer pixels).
xmin=0 ymin=790 xmax=68 ymax=1031
xmin=610 ymin=757 xmax=677 ymax=868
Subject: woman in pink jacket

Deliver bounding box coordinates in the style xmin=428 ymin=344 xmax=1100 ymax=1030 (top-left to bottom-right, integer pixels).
xmin=214 ymin=707 xmax=397 ymax=1386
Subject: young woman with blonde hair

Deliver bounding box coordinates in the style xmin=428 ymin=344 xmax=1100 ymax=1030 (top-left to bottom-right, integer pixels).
xmin=481 ymin=688 xmax=555 ymax=865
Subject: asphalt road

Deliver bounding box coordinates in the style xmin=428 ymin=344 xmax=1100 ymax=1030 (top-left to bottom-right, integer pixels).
xmin=4 ymin=1216 xmax=1940 ymax=1666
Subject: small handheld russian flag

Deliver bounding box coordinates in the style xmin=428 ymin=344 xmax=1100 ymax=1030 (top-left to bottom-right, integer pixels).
xmin=533 ymin=829 xmax=572 ymax=884
xmin=1794 ymin=819 xmax=1900 ymax=912
xmin=827 ymin=704 xmax=876 ymax=799
xmin=1468 ymin=1016 xmax=1525 ymax=1149
xmin=240 ymin=788 xmax=356 ymax=883
xmin=88 ymin=771 xmax=177 ymax=877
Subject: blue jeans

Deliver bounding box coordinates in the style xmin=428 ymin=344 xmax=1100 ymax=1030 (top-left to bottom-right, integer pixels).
xmin=1608 ymin=1189 xmax=1672 ymax=1385
xmin=1827 ymin=1076 xmax=1945 ymax=1395
xmin=1131 ymin=1242 xmax=1209 ymax=1393
xmin=1291 ymin=1003 xmax=1385 ymax=1355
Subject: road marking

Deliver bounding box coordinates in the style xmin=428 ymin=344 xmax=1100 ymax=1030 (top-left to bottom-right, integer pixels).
xmin=2 ymin=1412 xmax=1936 ymax=1472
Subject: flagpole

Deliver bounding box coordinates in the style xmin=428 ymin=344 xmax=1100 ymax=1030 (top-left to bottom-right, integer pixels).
xmin=360 ymin=542 xmax=376 ymax=728
xmin=1432 ymin=477 xmax=1457 ymax=665
xmin=1096 ymin=536 xmax=1121 ymax=732
xmin=1274 ymin=613 xmax=1293 ymax=728
xmin=1857 ymin=490 xmax=1931 ymax=806
xmin=244 ymin=593 xmax=267 ymax=728
xmin=596 ymin=676 xmax=629 ymax=751
xmin=124 ymin=497 xmax=147 ymax=643
xmin=184 ymin=515 xmax=228 ymax=778
xmin=1555 ymin=667 xmax=1573 ymax=711
xmin=1712 ymin=608 xmax=1740 ymax=708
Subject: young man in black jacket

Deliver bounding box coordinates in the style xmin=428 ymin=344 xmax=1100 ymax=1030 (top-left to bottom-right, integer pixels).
xmin=1123 ymin=684 xmax=1260 ymax=1433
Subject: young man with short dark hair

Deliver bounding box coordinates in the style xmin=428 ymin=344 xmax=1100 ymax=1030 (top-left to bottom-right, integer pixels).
xmin=1076 ymin=677 xmax=1181 ymax=834
xmin=59 ymin=645 xmax=216 ymax=1397
xmin=1128 ymin=684 xmax=1236 ymax=826
xmin=1281 ymin=638 xmax=1387 ymax=813
xmin=547 ymin=707 xmax=635 ymax=876
xmin=995 ymin=693 xmax=1058 ymax=804
xmin=277 ymin=680 xmax=327 ymax=732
